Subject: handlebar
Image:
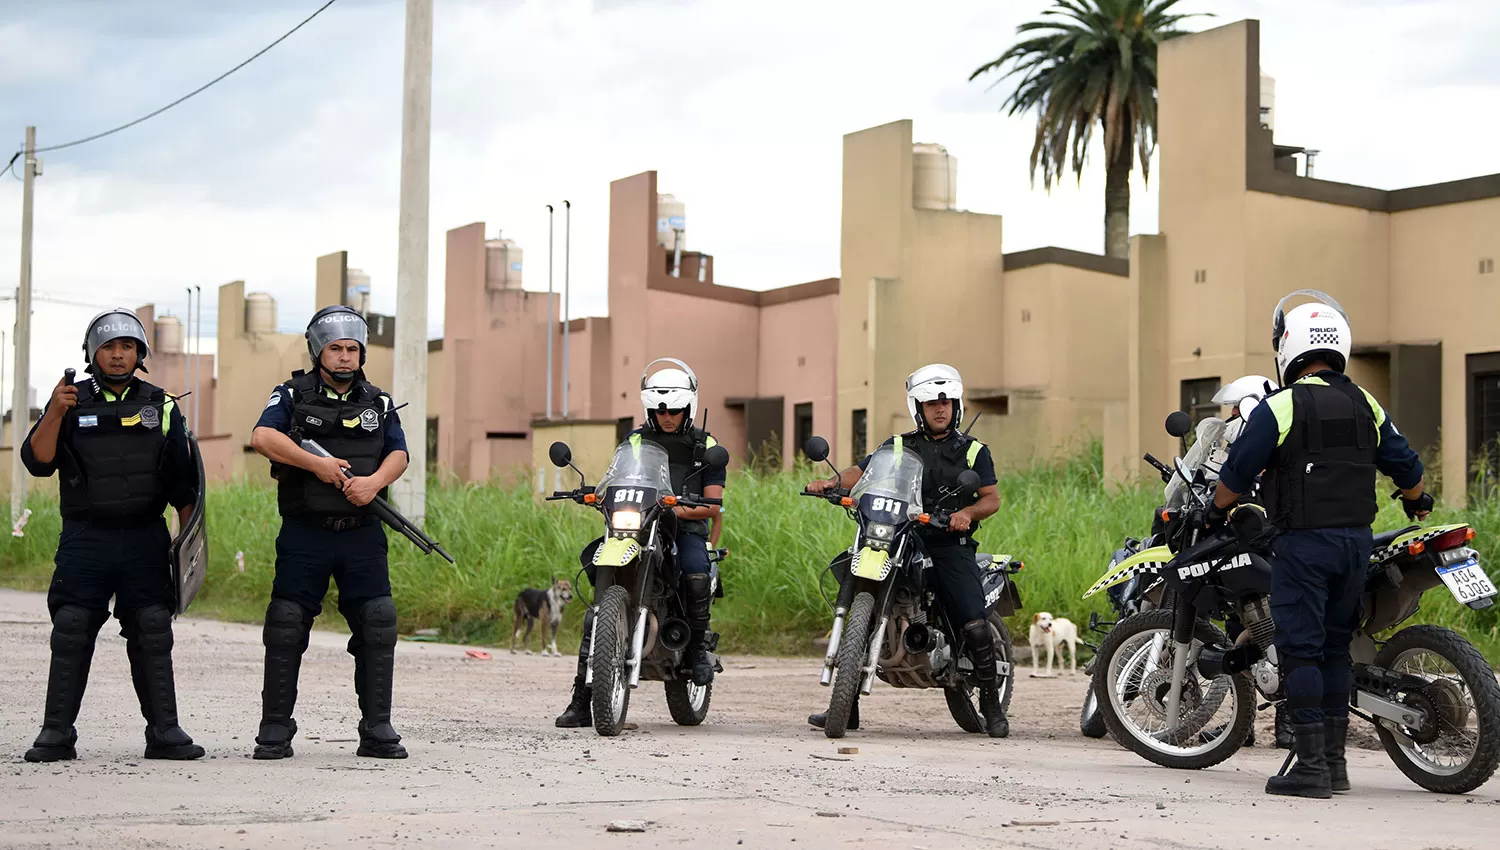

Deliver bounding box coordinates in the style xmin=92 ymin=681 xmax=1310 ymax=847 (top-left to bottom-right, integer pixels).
xmin=1143 ymin=452 xmax=1173 ymax=483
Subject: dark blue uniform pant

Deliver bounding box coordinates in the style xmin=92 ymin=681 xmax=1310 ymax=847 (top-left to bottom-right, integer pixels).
xmin=925 ymin=539 xmax=987 ymax=627
xmin=47 ymin=517 xmax=173 ymax=626
xmin=272 ymin=517 xmax=391 ymax=652
xmin=1270 ymin=527 xmax=1373 ymax=726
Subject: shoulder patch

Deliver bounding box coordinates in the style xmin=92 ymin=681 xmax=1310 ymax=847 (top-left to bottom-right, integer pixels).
xmin=265 ymin=391 xmax=282 ymax=409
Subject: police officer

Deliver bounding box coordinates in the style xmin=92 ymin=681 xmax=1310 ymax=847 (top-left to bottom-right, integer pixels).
xmin=804 ymin=364 xmax=1008 ymax=737
xmin=1213 ymin=291 xmax=1429 ymax=798
xmin=249 ymin=306 xmax=411 ymax=760
xmin=21 ymin=308 xmax=204 ymax=762
xmin=555 ymin=359 xmax=725 ymax=727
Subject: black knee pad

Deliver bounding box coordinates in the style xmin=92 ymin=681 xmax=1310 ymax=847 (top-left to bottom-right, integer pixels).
xmin=127 ymin=604 xmax=175 ymax=655
xmin=51 ymin=605 xmax=102 ymax=655
xmin=264 ymin=599 xmax=312 ymax=651
xmin=357 ymin=597 xmax=399 ymax=648
xmin=961 ymin=618 xmax=991 ymax=648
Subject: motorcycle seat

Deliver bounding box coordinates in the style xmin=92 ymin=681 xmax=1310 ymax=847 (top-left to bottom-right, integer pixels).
xmin=1371 ymin=525 xmax=1420 ymax=551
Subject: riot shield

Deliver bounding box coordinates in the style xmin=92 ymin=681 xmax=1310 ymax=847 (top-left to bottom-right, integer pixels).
xmin=171 ymin=433 xmax=208 ymax=615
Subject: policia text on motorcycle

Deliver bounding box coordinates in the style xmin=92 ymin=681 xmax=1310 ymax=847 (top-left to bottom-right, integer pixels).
xmin=248 ymin=306 xmax=412 ymax=760
xmin=805 ymin=364 xmax=1009 ymax=738
xmin=556 ymin=360 xmax=726 ymax=727
xmin=21 ymin=309 xmax=205 ymax=763
xmin=1212 ymin=291 xmax=1431 ymax=799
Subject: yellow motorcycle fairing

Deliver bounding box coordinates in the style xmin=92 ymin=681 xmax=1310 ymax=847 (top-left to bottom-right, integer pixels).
xmin=851 ymin=547 xmax=893 ymax=581
xmin=592 ymin=536 xmax=642 ymax=567
xmin=1082 ymin=545 xmax=1172 ymax=599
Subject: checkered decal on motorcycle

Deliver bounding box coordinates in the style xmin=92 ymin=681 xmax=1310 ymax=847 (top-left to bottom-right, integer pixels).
xmin=1369 ymin=526 xmax=1466 ymax=562
xmin=1083 ymin=558 xmax=1166 ymax=598
xmin=592 ymin=539 xmax=641 ymax=566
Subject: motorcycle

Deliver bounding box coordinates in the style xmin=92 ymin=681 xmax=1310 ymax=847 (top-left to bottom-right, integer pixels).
xmin=546 ymin=437 xmax=731 ymax=737
xmin=801 ymin=436 xmax=1023 ymax=740
xmin=1087 ymin=414 xmax=1500 ymax=793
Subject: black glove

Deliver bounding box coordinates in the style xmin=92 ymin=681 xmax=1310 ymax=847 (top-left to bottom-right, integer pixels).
xmin=1392 ymin=489 xmax=1435 ymax=520
xmin=1204 ymin=502 xmax=1229 ymax=530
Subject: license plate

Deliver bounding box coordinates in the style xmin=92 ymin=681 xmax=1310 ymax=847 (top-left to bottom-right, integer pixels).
xmin=1437 ymin=558 xmax=1499 ymax=605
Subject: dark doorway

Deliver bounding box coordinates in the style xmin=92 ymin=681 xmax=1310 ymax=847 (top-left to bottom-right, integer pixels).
xmin=793 ymin=403 xmax=814 ymax=461
xmin=1180 ymin=377 xmax=1222 ymax=430
xmin=851 ymin=408 xmax=868 ymax=461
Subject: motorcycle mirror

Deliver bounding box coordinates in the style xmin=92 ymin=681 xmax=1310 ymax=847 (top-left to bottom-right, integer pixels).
xmin=548 ymin=441 xmax=572 ymax=468
xmin=704 ymin=445 xmax=730 ymax=470
xmin=957 ymin=469 xmax=981 ymax=492
xmin=1164 ymin=411 xmax=1192 ymax=438
xmin=803 ymin=436 xmax=830 ymax=463
xmin=1175 ymin=457 xmax=1198 ymax=493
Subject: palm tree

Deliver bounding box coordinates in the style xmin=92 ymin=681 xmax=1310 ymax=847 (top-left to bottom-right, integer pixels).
xmin=970 ymin=0 xmax=1204 ymax=259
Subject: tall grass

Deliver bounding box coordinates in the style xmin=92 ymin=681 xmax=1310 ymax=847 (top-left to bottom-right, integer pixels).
xmin=3 ymin=446 xmax=1497 ymax=660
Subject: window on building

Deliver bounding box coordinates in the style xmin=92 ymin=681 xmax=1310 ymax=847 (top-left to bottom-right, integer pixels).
xmin=851 ymin=409 xmax=868 ymax=460
xmin=1473 ymin=371 xmax=1500 ymax=484
xmin=1180 ymin=377 xmax=1222 ymax=430
xmin=427 ymin=418 xmax=439 ymax=465
xmin=616 ymin=416 xmax=635 ymax=443
xmin=794 ymin=403 xmax=814 ymax=461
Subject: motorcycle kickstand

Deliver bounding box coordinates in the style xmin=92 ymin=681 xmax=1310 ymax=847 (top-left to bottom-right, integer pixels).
xmin=1276 ymin=749 xmax=1297 ymax=777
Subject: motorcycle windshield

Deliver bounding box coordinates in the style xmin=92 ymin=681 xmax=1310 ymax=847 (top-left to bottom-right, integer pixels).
xmin=851 ymin=444 xmax=924 ymax=510
xmin=1165 ymin=416 xmax=1228 ymax=509
xmin=595 ymin=438 xmax=673 ymax=495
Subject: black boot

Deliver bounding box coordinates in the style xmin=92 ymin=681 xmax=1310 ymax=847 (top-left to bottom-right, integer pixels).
xmin=1265 ymin=723 xmax=1332 ymax=798
xmin=557 ymin=609 xmax=594 ymax=727
xmin=1325 ymin=715 xmax=1350 ymax=793
xmin=125 ymin=605 xmax=205 ymax=760
xmin=682 ymin=574 xmax=715 ymax=686
xmin=808 ymin=694 xmax=859 ymax=730
xmin=964 ymin=619 xmax=1008 ymax=738
xmin=1274 ymin=702 xmax=1294 ymax=749
xmin=254 ymin=599 xmax=309 ymax=760
xmin=352 ymin=597 xmax=407 ymax=759
xmin=24 ymin=606 xmax=101 ymax=763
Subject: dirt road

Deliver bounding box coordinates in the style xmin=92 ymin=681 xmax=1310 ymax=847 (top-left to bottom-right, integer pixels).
xmin=1 ymin=589 xmax=1495 ymax=849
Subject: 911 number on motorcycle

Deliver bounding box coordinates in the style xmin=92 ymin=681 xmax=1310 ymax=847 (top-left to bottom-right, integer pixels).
xmin=869 ymin=497 xmax=905 ymax=515
xmin=614 ymin=488 xmax=646 ymax=504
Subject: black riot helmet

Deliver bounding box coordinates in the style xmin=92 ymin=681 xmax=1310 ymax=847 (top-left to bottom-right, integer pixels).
xmin=305 ymin=305 xmax=368 ymax=382
xmin=82 ymin=308 xmax=150 ymax=376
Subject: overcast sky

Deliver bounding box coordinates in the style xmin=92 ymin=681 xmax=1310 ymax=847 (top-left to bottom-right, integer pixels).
xmin=0 ymin=0 xmax=1497 ymax=408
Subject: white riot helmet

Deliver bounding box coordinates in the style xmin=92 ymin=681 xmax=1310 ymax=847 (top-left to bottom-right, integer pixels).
xmin=83 ymin=308 xmax=151 ymax=375
xmin=905 ymin=363 xmax=964 ymax=433
xmin=1213 ymin=374 xmax=1277 ymax=444
xmin=640 ymin=358 xmax=699 ymax=432
xmin=1272 ymin=289 xmax=1351 ymax=386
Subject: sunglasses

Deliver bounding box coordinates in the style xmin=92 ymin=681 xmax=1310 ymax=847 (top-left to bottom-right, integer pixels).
xmin=660 ymin=408 xmax=686 ymax=416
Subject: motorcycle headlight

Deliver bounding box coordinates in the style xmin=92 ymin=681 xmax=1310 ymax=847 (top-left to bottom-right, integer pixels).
xmin=611 ymin=510 xmax=642 ymax=532
xmin=864 ymin=522 xmax=895 ymax=550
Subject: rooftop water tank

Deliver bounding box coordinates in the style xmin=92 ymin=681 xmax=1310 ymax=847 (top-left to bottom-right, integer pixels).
xmin=245 ymin=292 xmax=277 ymax=334
xmin=154 ymin=315 xmax=184 ymax=354
xmin=485 ymin=235 xmax=523 ymax=290
xmin=656 ymin=193 xmax=686 ymax=252
xmin=912 ymin=143 xmax=958 ymax=211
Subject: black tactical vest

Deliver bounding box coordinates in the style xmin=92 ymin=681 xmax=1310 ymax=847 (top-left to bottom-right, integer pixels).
xmin=899 ymin=429 xmax=986 ymax=536
xmin=1262 ymin=377 xmax=1379 ymax=530
xmin=638 ymin=427 xmax=715 ymax=537
xmin=60 ymin=380 xmax=171 ymax=521
xmin=274 ymin=371 xmax=388 ymax=518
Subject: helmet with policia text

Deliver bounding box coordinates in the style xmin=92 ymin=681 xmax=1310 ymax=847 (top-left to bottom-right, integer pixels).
xmin=82 ymin=308 xmax=151 ymax=375
xmin=1272 ymin=289 xmax=1352 ymax=386
xmin=641 ymin=358 xmax=699 ymax=432
xmin=306 ymin=305 xmax=368 ymax=381
xmin=906 ymin=363 xmax=963 ymax=433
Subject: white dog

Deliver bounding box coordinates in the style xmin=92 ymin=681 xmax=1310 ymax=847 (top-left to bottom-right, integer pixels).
xmin=1029 ymin=612 xmax=1079 ymax=677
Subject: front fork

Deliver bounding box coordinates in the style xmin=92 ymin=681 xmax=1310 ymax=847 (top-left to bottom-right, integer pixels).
xmin=1164 ymin=600 xmax=1198 ymax=732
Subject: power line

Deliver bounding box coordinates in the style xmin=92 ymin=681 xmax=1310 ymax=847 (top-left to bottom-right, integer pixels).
xmin=5 ymin=0 xmax=339 ymax=173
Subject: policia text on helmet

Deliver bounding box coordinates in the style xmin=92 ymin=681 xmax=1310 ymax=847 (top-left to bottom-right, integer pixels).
xmin=247 ymin=305 xmax=413 ymax=761
xmin=20 ymin=308 xmax=207 ymax=763
xmin=1209 ymin=289 xmax=1432 ymax=799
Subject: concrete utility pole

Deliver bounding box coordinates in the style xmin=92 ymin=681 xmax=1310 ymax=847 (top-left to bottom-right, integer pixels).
xmin=391 ymin=0 xmax=432 ymax=523
xmin=546 ymin=204 xmax=554 ymax=420
xmin=11 ymin=126 xmax=36 ymax=527
xmin=562 ymin=199 xmax=570 ymax=418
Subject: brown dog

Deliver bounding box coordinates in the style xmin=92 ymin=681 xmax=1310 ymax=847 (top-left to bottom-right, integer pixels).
xmin=511 ymin=578 xmax=574 ymax=656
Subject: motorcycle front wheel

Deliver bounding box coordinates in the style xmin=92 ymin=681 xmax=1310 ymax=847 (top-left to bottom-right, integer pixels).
xmin=590 ymin=585 xmax=633 ymax=737
xmin=825 ymin=591 xmax=875 ymax=739
xmin=1372 ymin=625 xmax=1500 ymax=794
xmin=1094 ymin=609 xmax=1253 ymax=769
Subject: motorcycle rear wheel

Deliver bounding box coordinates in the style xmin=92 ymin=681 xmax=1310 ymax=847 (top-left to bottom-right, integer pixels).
xmin=1372 ymin=625 xmax=1500 ymax=794
xmin=664 ymin=679 xmax=712 ymax=726
xmin=945 ymin=612 xmax=1015 ymax=733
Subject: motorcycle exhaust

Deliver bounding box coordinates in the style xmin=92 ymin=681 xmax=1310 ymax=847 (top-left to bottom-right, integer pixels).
xmin=903 ymin=623 xmax=937 ymax=654
xmin=659 ymin=618 xmax=691 ymax=653
xmin=1196 ymin=643 xmax=1262 ymax=679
